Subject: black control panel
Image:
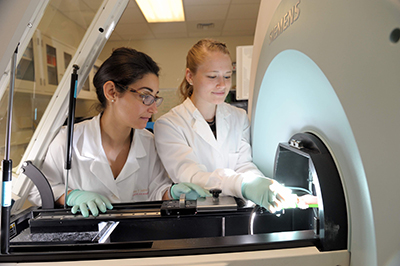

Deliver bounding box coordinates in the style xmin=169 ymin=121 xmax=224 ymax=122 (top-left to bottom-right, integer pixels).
xmin=160 ymin=200 xmax=197 ymax=216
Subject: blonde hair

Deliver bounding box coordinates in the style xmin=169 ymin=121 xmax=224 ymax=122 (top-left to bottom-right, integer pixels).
xmin=178 ymin=39 xmax=231 ymax=102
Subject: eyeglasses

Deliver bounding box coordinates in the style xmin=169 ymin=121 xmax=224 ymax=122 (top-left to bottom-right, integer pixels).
xmin=130 ymin=89 xmax=164 ymax=107
xmin=114 ymin=82 xmax=163 ymax=107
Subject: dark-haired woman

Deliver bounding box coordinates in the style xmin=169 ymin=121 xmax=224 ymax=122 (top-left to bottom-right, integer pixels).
xmin=28 ymin=47 xmax=209 ymax=217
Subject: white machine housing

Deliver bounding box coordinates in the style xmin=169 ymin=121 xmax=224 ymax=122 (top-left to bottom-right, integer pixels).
xmin=250 ymin=1 xmax=400 ymax=266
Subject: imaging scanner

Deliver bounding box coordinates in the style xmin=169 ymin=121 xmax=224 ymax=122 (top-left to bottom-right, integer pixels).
xmin=0 ymin=0 xmax=399 ymax=265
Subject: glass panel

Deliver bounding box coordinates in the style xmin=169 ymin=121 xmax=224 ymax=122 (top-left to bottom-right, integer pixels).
xmin=93 ymin=65 xmax=99 ymax=75
xmin=82 ymin=78 xmax=90 ymax=91
xmin=17 ymin=40 xmax=35 ymax=82
xmin=91 ymin=65 xmax=99 ymax=91
xmin=64 ymin=52 xmax=72 ymax=70
xmin=46 ymin=44 xmax=58 ymax=85
xmin=0 ymin=0 xmax=103 ymax=167
xmin=82 ymin=64 xmax=99 ymax=92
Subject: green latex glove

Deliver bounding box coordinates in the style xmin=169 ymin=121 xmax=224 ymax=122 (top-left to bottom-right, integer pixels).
xmin=241 ymin=176 xmax=292 ymax=213
xmin=66 ymin=190 xmax=113 ymax=217
xmin=171 ymin=183 xmax=212 ymax=200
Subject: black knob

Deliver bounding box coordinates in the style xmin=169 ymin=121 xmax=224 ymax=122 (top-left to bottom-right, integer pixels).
xmin=209 ymin=189 xmax=222 ymax=198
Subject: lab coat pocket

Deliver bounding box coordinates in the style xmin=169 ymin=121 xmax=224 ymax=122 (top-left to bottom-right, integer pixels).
xmin=228 ymin=152 xmax=240 ymax=169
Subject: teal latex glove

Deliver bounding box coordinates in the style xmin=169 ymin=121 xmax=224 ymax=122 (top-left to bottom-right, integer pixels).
xmin=66 ymin=190 xmax=113 ymax=217
xmin=171 ymin=183 xmax=212 ymax=200
xmin=241 ymin=176 xmax=292 ymax=213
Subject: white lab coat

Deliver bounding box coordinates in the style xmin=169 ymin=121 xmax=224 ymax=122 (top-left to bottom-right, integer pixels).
xmin=154 ymin=98 xmax=265 ymax=199
xmin=28 ymin=114 xmax=172 ymax=206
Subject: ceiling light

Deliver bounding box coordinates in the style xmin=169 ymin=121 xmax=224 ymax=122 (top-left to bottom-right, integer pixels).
xmin=136 ymin=0 xmax=185 ymax=23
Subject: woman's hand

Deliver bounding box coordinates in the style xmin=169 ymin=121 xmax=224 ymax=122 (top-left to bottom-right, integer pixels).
xmin=241 ymin=176 xmax=292 ymax=213
xmin=66 ymin=190 xmax=113 ymax=217
xmin=170 ymin=183 xmax=211 ymax=200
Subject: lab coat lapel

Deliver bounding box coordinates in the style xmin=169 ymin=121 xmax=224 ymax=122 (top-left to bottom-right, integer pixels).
xmin=115 ymin=130 xmax=145 ymax=183
xmin=216 ymin=104 xmax=231 ymax=149
xmin=185 ymin=99 xmax=219 ymax=150
xmin=89 ymin=159 xmax=119 ymax=197
xmin=77 ymin=114 xmax=120 ymax=197
xmin=192 ymin=113 xmax=219 ymax=149
xmin=79 ymin=115 xmax=103 ymax=159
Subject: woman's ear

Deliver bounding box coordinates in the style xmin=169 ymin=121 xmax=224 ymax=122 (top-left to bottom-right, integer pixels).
xmin=103 ymin=81 xmax=117 ymax=103
xmin=185 ymin=68 xmax=193 ymax=85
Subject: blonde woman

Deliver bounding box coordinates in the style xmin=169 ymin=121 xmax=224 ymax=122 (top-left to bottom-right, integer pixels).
xmin=155 ymin=39 xmax=292 ymax=213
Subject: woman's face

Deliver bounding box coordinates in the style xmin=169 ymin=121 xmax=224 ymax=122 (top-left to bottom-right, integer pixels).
xmin=114 ymin=73 xmax=160 ymax=129
xmin=188 ymin=51 xmax=232 ymax=106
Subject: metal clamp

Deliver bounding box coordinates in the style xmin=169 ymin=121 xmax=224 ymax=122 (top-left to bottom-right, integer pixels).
xmin=179 ymin=193 xmax=186 ymax=208
xmin=289 ymin=139 xmax=303 ymax=149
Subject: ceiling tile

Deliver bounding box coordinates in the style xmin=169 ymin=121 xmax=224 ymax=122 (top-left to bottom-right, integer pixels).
xmin=108 ymin=31 xmax=123 ymax=41
xmin=148 ymin=22 xmax=187 ymax=34
xmin=81 ymin=0 xmax=104 ymax=11
xmin=188 ymin=31 xmax=222 ymax=38
xmin=127 ymin=0 xmax=139 ymax=8
xmin=221 ymin=30 xmax=254 ymax=37
xmin=227 ymin=4 xmax=260 ymax=19
xmin=184 ymin=4 xmax=229 ymax=21
xmin=223 ymin=19 xmax=257 ymax=33
xmin=186 ymin=20 xmax=224 ymax=32
xmin=48 ymin=0 xmax=260 ymax=41
xmin=119 ymin=6 xmax=147 ymax=24
xmin=62 ymin=11 xmax=95 ymax=28
xmin=114 ymin=23 xmax=155 ymax=40
xmin=153 ymin=32 xmax=189 ymax=39
xmin=50 ymin=0 xmax=92 ymax=12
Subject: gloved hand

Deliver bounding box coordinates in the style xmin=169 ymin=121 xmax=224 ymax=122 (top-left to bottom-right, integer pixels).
xmin=171 ymin=183 xmax=211 ymax=200
xmin=66 ymin=190 xmax=113 ymax=217
xmin=241 ymin=176 xmax=292 ymax=213
xmin=297 ymin=194 xmax=318 ymax=209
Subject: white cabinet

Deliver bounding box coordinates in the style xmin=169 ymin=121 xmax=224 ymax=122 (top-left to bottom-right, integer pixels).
xmin=40 ymin=34 xmax=75 ymax=95
xmin=6 ymin=31 xmax=100 ymax=166
xmin=15 ymin=30 xmax=99 ymax=100
xmin=15 ymin=33 xmax=41 ymax=94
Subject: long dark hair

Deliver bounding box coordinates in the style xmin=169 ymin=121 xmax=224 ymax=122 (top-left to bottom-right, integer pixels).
xmin=93 ymin=47 xmax=160 ymax=112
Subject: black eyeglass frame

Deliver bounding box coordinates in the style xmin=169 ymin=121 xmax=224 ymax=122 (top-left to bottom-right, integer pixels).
xmin=113 ymin=82 xmax=163 ymax=107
